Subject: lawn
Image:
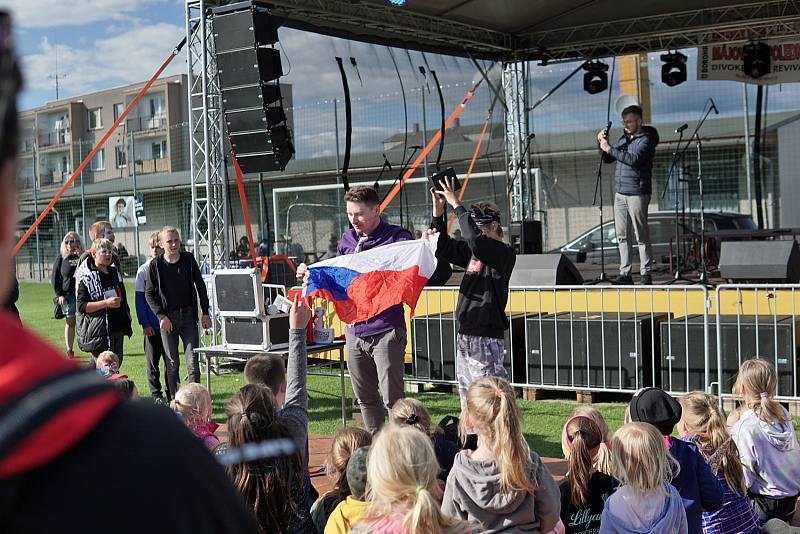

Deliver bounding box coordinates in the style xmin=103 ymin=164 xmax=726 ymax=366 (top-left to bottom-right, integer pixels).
xmin=18 ymin=281 xmax=629 ymax=458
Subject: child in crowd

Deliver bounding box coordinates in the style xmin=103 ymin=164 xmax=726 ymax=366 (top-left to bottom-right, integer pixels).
xmin=95 ymin=350 xmax=120 ymax=378
xmin=560 ymin=415 xmax=616 ymax=534
xmin=569 ymin=405 xmax=613 ymax=476
xmin=311 ymin=426 xmax=372 ymax=533
xmin=390 ymin=397 xmax=458 ymax=481
xmin=135 ymin=231 xmax=168 ymax=402
xmin=170 ymin=382 xmax=219 ymax=452
xmin=442 ymin=376 xmax=562 ymax=534
xmin=600 ymin=422 xmax=687 ymax=533
xmin=225 ymin=295 xmax=316 ymax=533
xmin=628 ymin=387 xmax=723 ymax=533
xmin=109 ymin=375 xmax=139 ymax=400
xmin=729 ymin=358 xmax=800 ymax=523
xmin=677 ymin=391 xmax=760 ymax=534
xmin=324 ymin=445 xmax=370 ymax=534
xmin=351 ymin=423 xmax=476 ymax=534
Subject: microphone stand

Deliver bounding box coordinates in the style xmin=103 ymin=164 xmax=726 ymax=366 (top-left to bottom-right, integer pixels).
xmin=663 ymin=128 xmax=691 ymax=284
xmin=694 ymin=133 xmax=709 ymax=284
xmin=585 ymin=122 xmax=612 ymax=285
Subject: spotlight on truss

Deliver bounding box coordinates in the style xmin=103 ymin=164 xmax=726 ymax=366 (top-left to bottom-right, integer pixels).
xmin=660 ymin=51 xmax=688 ymax=87
xmin=582 ymin=61 xmax=608 ymax=94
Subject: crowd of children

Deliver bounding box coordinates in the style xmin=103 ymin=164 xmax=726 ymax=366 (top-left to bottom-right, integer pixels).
xmin=82 ymin=298 xmax=800 ymax=534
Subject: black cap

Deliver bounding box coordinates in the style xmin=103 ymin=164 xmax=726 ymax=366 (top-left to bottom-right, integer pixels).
xmin=346 ymin=446 xmax=369 ymax=501
xmin=629 ymin=387 xmax=682 ymax=436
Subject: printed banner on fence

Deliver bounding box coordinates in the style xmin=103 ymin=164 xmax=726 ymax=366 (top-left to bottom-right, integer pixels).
xmin=134 ymin=193 xmax=146 ymax=225
xmin=109 ymin=196 xmax=136 ymax=228
xmin=697 ymin=39 xmax=800 ymax=85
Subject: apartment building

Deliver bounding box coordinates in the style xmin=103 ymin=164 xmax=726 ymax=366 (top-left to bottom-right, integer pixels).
xmin=16 ymin=74 xmax=189 ymax=192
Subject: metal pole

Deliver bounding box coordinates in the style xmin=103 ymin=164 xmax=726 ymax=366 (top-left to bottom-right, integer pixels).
xmin=79 ymin=142 xmax=87 ymax=246
xmin=32 ymin=142 xmax=42 ymax=281
xmin=258 ymin=172 xmax=265 ymax=239
xmin=743 ymin=85 xmax=753 ymax=215
xmin=334 ymin=99 xmax=343 ymax=235
xmin=130 ymin=131 xmax=141 ymax=269
xmin=421 ymin=86 xmax=429 ymax=178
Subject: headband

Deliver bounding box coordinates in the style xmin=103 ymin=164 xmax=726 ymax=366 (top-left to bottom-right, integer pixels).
xmin=469 ymin=205 xmax=501 ymax=226
xmin=562 ymin=415 xmax=603 ymax=453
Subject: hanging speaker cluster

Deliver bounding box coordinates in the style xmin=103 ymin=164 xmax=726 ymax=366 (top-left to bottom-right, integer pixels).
xmin=212 ymin=0 xmax=294 ymax=173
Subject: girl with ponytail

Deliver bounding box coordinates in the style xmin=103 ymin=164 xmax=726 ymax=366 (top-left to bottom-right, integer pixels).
xmin=677 ymin=391 xmax=760 ymax=534
xmin=350 ymin=423 xmax=475 ymax=534
xmin=569 ymin=405 xmax=613 ymax=476
xmin=729 ymin=359 xmax=800 ymax=523
xmin=442 ymin=377 xmax=563 ymax=534
xmin=559 ymin=416 xmax=616 ymax=534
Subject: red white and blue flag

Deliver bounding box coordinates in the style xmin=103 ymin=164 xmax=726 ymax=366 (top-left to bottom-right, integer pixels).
xmin=303 ymin=237 xmax=438 ymax=324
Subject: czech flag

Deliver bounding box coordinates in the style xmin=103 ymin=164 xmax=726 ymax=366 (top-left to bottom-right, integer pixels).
xmin=303 ymin=237 xmax=438 ymax=324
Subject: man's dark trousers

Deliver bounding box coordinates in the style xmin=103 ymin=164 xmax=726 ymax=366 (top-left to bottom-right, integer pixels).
xmin=160 ymin=306 xmax=201 ymax=397
xmin=145 ymin=329 xmax=168 ymax=400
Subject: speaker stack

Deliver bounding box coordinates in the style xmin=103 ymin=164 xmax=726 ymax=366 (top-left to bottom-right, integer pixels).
xmin=212 ymin=1 xmax=294 ymax=173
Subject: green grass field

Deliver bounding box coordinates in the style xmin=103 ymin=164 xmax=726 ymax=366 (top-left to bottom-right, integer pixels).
xmin=18 ymin=281 xmax=630 ymax=457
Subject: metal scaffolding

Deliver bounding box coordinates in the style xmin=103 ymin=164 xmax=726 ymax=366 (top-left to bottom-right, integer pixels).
xmin=185 ymin=0 xmax=228 ymax=274
xmin=504 ymin=61 xmax=531 ymax=222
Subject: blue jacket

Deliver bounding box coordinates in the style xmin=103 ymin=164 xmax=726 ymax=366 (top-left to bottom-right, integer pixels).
xmin=669 ymin=437 xmax=724 ymax=534
xmin=603 ymin=125 xmax=659 ymax=195
xmin=600 ymin=483 xmax=687 ymax=534
xmin=135 ymin=259 xmax=160 ymax=330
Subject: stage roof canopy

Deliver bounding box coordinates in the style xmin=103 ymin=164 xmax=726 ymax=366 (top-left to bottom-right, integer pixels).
xmin=267 ymin=0 xmax=800 ymax=61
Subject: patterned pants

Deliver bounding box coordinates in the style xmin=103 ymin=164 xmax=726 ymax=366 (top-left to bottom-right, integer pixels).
xmin=456 ymin=334 xmax=507 ymax=412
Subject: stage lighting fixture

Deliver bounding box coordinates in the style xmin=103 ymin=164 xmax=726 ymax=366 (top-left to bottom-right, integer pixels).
xmin=660 ymin=51 xmax=687 ymax=87
xmin=743 ymin=42 xmax=771 ymax=79
xmin=582 ymin=61 xmax=608 ymax=94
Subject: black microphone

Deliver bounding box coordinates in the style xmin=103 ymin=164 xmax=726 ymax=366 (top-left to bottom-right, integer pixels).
xmin=602 ymin=121 xmax=611 ymax=140
xmin=526 ymin=133 xmax=536 ymax=140
xmin=409 ymin=145 xmax=422 ymax=150
xmin=675 ymin=123 xmax=688 ymax=133
xmin=709 ymin=98 xmax=719 ymax=115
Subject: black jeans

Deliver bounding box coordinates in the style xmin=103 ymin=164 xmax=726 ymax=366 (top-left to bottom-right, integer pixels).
xmin=160 ymin=307 xmax=201 ymax=398
xmin=144 ymin=329 xmax=168 ymax=400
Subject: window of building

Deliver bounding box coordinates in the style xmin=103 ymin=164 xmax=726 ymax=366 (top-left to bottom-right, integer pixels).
xmin=152 ymin=140 xmax=167 ymax=159
xmin=89 ymin=148 xmax=105 ymax=171
xmin=113 ymin=103 xmax=124 ymax=122
xmin=149 ymin=95 xmax=165 ymax=117
xmin=115 ymin=145 xmax=127 ymax=168
xmin=88 ymin=107 xmax=103 ymax=130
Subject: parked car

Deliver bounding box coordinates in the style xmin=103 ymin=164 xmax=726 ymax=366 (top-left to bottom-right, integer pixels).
xmin=554 ymin=211 xmax=757 ymax=264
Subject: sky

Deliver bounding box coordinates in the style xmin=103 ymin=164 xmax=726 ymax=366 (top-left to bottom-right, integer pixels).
xmin=2 ymin=0 xmax=799 ymax=160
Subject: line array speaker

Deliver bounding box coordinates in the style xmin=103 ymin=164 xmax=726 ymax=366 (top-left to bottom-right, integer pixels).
xmin=212 ymin=0 xmax=294 ymax=173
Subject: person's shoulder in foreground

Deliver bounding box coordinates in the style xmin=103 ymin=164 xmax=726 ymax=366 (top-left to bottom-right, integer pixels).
xmin=0 ymin=313 xmax=259 ymax=534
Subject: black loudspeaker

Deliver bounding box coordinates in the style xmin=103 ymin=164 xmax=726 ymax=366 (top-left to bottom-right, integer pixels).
xmin=411 ymin=312 xmax=526 ymax=383
xmin=525 ymin=312 xmax=666 ymax=389
xmin=660 ymin=315 xmax=714 ymax=393
xmin=509 ymin=221 xmax=543 ymax=254
xmin=212 ymin=0 xmax=294 ymax=173
xmin=509 ymin=254 xmax=583 ymax=286
xmin=719 ymin=240 xmax=800 ymax=282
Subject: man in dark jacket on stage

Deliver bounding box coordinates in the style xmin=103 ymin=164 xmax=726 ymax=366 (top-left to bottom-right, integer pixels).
xmin=599 ymin=104 xmax=659 ymax=285
xmin=0 ymin=12 xmax=259 ymax=533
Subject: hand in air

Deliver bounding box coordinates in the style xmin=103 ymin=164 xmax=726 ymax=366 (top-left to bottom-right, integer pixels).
xmin=430 ymin=187 xmax=446 ymax=217
xmin=435 ymin=177 xmax=460 ymax=209
xmin=289 ymin=293 xmax=313 ymax=329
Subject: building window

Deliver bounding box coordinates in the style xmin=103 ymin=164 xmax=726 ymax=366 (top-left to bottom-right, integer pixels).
xmin=115 ymin=145 xmax=127 ymax=168
xmin=149 ymin=96 xmax=165 ymax=117
xmin=89 ymin=148 xmax=105 ymax=171
xmin=88 ymin=107 xmax=103 ymax=130
xmin=113 ymin=103 xmax=124 ymax=122
xmin=152 ymin=140 xmax=167 ymax=159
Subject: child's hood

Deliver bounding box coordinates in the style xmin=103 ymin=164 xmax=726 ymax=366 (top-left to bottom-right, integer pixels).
xmin=741 ymin=409 xmax=798 ymax=452
xmin=449 ymin=449 xmax=539 ymax=514
xmin=603 ymin=484 xmax=685 ymax=534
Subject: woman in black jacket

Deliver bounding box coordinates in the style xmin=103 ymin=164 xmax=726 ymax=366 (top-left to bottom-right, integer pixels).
xmin=51 ymin=231 xmax=82 ymax=358
xmin=75 ymin=238 xmax=132 ymax=365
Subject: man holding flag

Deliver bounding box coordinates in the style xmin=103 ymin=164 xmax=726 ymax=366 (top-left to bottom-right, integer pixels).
xmin=297 ymin=185 xmax=412 ymax=433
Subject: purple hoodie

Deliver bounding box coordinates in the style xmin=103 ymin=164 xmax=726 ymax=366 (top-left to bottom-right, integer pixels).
xmin=337 ymin=218 xmax=412 ymax=337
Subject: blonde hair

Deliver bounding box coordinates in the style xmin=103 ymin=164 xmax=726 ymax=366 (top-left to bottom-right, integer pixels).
xmin=390 ymin=398 xmax=433 ymax=436
xmin=733 ymin=358 xmax=787 ymax=424
xmin=148 ymin=231 xmax=161 ymax=249
xmin=570 ymin=405 xmax=612 ymax=476
xmin=60 ymin=231 xmax=83 ymax=258
xmin=323 ymin=426 xmax=372 ymax=501
xmin=95 ymin=350 xmax=119 ymax=370
xmin=611 ymin=422 xmax=678 ymax=497
xmin=679 ymin=391 xmax=747 ymax=493
xmin=562 ymin=416 xmax=603 ymax=507
xmin=89 ymin=220 xmax=111 ymax=241
xmin=170 ymin=382 xmax=212 ymax=434
xmin=364 ymin=424 xmax=469 ymax=534
xmin=462 ymin=377 xmax=534 ymax=494
xmin=159 ymin=225 xmax=180 ymax=242
xmin=91 ymin=238 xmax=114 ymax=254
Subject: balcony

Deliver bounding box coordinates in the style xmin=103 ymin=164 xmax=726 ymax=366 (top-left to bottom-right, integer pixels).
xmin=18 ymin=137 xmax=35 ymax=154
xmin=38 ymin=129 xmax=71 ymax=149
xmin=133 ymin=157 xmax=169 ymax=175
xmin=127 ymin=115 xmax=167 ymax=133
xmin=17 ymin=174 xmax=36 ymax=189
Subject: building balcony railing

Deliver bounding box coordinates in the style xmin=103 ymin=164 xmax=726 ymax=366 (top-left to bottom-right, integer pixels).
xmin=133 ymin=157 xmax=169 ymax=175
xmin=18 ymin=137 xmax=35 ymax=154
xmin=127 ymin=115 xmax=167 ymax=133
xmin=38 ymin=129 xmax=71 ymax=148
